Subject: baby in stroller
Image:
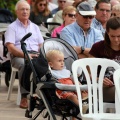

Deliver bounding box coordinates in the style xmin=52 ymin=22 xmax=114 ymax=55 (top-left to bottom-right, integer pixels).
xmin=24 ymin=37 xmax=89 ymax=120
xmin=46 ymin=49 xmax=89 ymax=116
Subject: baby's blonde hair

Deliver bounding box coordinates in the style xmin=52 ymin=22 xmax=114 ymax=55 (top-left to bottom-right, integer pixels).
xmin=46 ymin=50 xmax=64 ymax=62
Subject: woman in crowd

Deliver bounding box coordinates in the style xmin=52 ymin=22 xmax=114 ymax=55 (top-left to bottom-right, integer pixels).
xmin=29 ymin=0 xmax=52 ymax=25
xmin=111 ymin=4 xmax=120 ymax=18
xmin=89 ymin=17 xmax=120 ymax=103
xmin=51 ymin=6 xmax=76 ymax=38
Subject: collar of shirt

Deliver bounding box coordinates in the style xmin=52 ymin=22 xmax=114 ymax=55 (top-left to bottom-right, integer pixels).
xmin=92 ymin=18 xmax=106 ymax=35
xmin=16 ymin=18 xmax=30 ymax=27
xmin=93 ymin=18 xmax=102 ymax=25
xmin=75 ymin=22 xmax=92 ymax=35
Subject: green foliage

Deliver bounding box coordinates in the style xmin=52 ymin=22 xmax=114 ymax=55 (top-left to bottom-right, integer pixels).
xmin=0 ymin=0 xmax=18 ymax=18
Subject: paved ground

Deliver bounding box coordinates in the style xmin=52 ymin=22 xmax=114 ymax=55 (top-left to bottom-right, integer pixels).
xmin=0 ymin=73 xmax=61 ymax=120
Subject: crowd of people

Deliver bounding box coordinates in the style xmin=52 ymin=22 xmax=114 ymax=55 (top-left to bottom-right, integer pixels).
xmin=3 ymin=0 xmax=120 ymax=118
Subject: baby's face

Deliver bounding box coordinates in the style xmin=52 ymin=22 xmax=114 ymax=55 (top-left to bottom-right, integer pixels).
xmin=50 ymin=53 xmax=64 ymax=70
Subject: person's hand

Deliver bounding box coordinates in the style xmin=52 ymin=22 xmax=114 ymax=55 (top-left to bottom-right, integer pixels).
xmin=103 ymin=77 xmax=114 ymax=87
xmin=28 ymin=53 xmax=39 ymax=59
xmin=81 ymin=90 xmax=88 ymax=98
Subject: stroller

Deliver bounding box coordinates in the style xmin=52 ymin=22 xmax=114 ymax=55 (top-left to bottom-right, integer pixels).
xmin=21 ymin=34 xmax=82 ymax=120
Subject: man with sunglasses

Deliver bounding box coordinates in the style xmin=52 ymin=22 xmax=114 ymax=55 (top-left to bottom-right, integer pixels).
xmin=91 ymin=0 xmax=111 ymax=36
xmin=60 ymin=1 xmax=104 ymax=59
xmin=52 ymin=0 xmax=67 ymax=15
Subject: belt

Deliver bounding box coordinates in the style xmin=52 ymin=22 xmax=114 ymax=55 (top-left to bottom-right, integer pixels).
xmin=27 ymin=50 xmax=39 ymax=54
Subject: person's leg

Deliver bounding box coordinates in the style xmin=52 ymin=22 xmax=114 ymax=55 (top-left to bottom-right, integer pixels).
xmin=67 ymin=94 xmax=79 ymax=106
xmin=103 ymin=86 xmax=115 ymax=102
xmin=11 ymin=57 xmax=29 ymax=108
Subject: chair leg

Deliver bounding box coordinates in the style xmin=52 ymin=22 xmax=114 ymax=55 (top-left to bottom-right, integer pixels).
xmin=0 ymin=72 xmax=1 ymax=86
xmin=16 ymin=85 xmax=21 ymax=105
xmin=7 ymin=70 xmax=16 ymax=100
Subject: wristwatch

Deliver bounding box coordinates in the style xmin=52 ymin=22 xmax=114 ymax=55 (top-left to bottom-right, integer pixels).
xmin=81 ymin=46 xmax=85 ymax=54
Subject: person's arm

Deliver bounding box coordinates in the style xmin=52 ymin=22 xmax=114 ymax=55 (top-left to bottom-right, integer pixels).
xmin=6 ymin=43 xmax=24 ymax=58
xmin=73 ymin=46 xmax=90 ymax=58
xmin=51 ymin=28 xmax=58 ymax=37
xmin=6 ymin=43 xmax=39 ymax=59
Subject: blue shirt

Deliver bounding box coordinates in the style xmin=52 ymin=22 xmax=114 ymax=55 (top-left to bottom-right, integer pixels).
xmin=52 ymin=7 xmax=59 ymax=15
xmin=91 ymin=18 xmax=105 ymax=36
xmin=5 ymin=19 xmax=44 ymax=52
xmin=60 ymin=22 xmax=104 ymax=48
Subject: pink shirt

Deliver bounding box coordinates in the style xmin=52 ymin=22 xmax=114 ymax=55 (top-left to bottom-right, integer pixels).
xmin=51 ymin=24 xmax=64 ymax=37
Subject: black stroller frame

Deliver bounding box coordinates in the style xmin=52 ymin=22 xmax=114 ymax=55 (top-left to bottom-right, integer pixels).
xmin=21 ymin=33 xmax=82 ymax=120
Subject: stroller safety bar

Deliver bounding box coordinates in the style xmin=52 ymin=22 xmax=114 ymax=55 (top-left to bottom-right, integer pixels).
xmin=55 ymin=83 xmax=88 ymax=91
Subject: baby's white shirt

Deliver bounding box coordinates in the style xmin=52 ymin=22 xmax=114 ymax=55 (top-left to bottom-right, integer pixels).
xmin=51 ymin=69 xmax=71 ymax=79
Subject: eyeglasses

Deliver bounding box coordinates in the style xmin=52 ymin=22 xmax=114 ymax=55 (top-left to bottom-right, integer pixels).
xmin=98 ymin=8 xmax=111 ymax=13
xmin=82 ymin=15 xmax=94 ymax=19
xmin=67 ymin=13 xmax=76 ymax=18
xmin=18 ymin=8 xmax=30 ymax=12
xmin=59 ymin=1 xmax=66 ymax=3
xmin=39 ymin=4 xmax=46 ymax=6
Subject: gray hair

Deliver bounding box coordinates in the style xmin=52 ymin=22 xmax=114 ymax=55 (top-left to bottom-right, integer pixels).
xmin=112 ymin=4 xmax=120 ymax=11
xmin=15 ymin=0 xmax=30 ymax=10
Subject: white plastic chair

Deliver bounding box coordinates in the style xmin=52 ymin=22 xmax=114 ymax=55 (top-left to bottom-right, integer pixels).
xmin=45 ymin=18 xmax=61 ymax=33
xmin=113 ymin=68 xmax=120 ymax=113
xmin=7 ymin=67 xmax=21 ymax=105
xmin=72 ymin=58 xmax=120 ymax=120
xmin=46 ymin=18 xmax=53 ymax=31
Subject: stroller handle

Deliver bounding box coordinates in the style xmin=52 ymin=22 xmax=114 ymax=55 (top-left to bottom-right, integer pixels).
xmin=20 ymin=32 xmax=32 ymax=43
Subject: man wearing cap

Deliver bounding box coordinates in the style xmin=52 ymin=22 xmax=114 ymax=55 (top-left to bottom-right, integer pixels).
xmin=60 ymin=1 xmax=104 ymax=58
xmin=91 ymin=0 xmax=111 ymax=36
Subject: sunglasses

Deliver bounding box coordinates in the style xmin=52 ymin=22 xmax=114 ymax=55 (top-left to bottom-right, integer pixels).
xmin=67 ymin=13 xmax=76 ymax=18
xmin=82 ymin=15 xmax=94 ymax=19
xmin=39 ymin=3 xmax=46 ymax=6
xmin=59 ymin=1 xmax=66 ymax=3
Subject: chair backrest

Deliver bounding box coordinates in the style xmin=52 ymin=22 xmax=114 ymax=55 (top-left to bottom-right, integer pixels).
xmin=113 ymin=68 xmax=120 ymax=111
xmin=45 ymin=18 xmax=61 ymax=33
xmin=72 ymin=58 xmax=120 ymax=116
xmin=46 ymin=18 xmax=53 ymax=31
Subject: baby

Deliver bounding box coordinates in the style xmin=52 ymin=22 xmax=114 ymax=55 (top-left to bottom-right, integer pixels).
xmin=46 ymin=49 xmax=88 ymax=114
